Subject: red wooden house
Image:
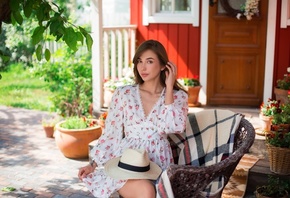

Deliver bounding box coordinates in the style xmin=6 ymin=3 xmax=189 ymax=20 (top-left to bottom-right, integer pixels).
xmin=92 ymin=0 xmax=290 ymax=111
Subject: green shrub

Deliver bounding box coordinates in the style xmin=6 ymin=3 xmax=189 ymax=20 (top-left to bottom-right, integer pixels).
xmin=33 ymin=47 xmax=92 ymax=117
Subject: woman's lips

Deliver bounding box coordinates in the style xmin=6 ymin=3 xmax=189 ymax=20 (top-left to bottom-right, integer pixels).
xmin=140 ymin=73 xmax=149 ymax=78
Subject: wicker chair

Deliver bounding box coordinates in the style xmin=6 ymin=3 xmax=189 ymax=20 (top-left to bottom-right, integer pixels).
xmin=166 ymin=115 xmax=256 ymax=198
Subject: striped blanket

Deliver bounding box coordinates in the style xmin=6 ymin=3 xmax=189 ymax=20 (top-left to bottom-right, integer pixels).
xmin=157 ymin=109 xmax=243 ymax=198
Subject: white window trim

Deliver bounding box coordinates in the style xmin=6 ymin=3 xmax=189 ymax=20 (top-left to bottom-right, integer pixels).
xmin=143 ymin=0 xmax=199 ymax=27
xmin=281 ymin=0 xmax=290 ymax=28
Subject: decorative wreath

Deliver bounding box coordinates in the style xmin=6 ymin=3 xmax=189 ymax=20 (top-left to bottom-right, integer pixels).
xmin=220 ymin=0 xmax=260 ymax=20
xmin=220 ymin=0 xmax=243 ymax=17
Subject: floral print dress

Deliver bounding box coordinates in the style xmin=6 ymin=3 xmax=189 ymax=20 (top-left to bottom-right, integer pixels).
xmin=83 ymin=84 xmax=188 ymax=198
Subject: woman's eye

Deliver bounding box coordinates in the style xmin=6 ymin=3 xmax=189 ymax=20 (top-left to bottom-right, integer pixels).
xmin=147 ymin=60 xmax=153 ymax=64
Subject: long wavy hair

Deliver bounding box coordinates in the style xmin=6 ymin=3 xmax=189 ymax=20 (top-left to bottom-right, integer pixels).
xmin=132 ymin=40 xmax=186 ymax=92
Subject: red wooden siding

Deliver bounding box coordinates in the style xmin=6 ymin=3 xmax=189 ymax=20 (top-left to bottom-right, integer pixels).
xmin=274 ymin=0 xmax=290 ymax=91
xmin=130 ymin=0 xmax=290 ymax=95
xmin=130 ymin=0 xmax=201 ymax=79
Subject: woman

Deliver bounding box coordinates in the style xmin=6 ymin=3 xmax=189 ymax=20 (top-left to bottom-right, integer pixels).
xmin=78 ymin=40 xmax=188 ymax=198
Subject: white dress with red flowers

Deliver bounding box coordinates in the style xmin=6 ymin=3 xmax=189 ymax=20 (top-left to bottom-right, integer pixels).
xmin=83 ymin=84 xmax=188 ymax=198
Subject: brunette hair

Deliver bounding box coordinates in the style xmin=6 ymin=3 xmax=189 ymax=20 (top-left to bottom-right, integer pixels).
xmin=132 ymin=40 xmax=186 ymax=92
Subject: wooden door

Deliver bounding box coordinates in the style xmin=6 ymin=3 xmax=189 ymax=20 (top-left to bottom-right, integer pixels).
xmin=207 ymin=0 xmax=268 ymax=107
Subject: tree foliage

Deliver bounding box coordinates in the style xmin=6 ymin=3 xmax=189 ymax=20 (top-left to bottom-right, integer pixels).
xmin=0 ymin=0 xmax=93 ymax=62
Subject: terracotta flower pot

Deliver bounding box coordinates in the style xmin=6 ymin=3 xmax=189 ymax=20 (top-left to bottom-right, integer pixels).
xmin=274 ymin=87 xmax=289 ymax=105
xmin=259 ymin=113 xmax=273 ymax=132
xmin=186 ymin=86 xmax=202 ymax=107
xmin=43 ymin=126 xmax=55 ymax=138
xmin=54 ymin=119 xmax=102 ymax=159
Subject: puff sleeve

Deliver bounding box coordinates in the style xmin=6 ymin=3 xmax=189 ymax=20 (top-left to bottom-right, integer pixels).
xmin=157 ymin=89 xmax=188 ymax=135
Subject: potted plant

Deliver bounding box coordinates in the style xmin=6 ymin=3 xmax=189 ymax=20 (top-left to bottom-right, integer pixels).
xmin=103 ymin=77 xmax=135 ymax=107
xmin=259 ymin=99 xmax=280 ymax=133
xmin=178 ymin=76 xmax=202 ymax=107
xmin=274 ymin=74 xmax=290 ymax=105
xmin=41 ymin=115 xmax=60 ymax=138
xmin=266 ymin=102 xmax=290 ymax=175
xmin=55 ymin=116 xmax=102 ymax=159
xmin=271 ymin=103 xmax=290 ymax=132
xmin=265 ymin=126 xmax=290 ymax=175
xmin=255 ymin=176 xmax=289 ymax=198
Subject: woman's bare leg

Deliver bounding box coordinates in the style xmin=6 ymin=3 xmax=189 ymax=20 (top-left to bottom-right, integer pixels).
xmin=118 ymin=179 xmax=155 ymax=198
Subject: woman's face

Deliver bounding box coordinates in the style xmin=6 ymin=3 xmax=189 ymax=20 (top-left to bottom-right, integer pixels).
xmin=136 ymin=50 xmax=165 ymax=82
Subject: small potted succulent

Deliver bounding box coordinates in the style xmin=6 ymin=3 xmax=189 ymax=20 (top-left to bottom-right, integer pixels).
xmin=177 ymin=76 xmax=201 ymax=107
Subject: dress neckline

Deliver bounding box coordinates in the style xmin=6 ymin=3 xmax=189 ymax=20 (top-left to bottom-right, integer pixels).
xmin=137 ymin=84 xmax=165 ymax=119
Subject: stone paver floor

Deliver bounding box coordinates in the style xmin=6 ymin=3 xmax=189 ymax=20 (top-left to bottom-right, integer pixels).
xmin=0 ymin=106 xmax=95 ymax=198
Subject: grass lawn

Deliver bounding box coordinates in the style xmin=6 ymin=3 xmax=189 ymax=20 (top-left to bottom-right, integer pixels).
xmin=0 ymin=64 xmax=53 ymax=111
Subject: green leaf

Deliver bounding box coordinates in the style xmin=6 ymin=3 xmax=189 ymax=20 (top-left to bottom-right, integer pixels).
xmin=9 ymin=0 xmax=20 ymax=11
xmin=63 ymin=27 xmax=77 ymax=51
xmin=79 ymin=27 xmax=87 ymax=35
xmin=23 ymin=0 xmax=33 ymax=18
xmin=45 ymin=49 xmax=51 ymax=61
xmin=36 ymin=45 xmax=42 ymax=61
xmin=79 ymin=27 xmax=93 ymax=51
xmin=36 ymin=4 xmax=45 ymax=23
xmin=42 ymin=2 xmax=52 ymax=21
xmin=32 ymin=26 xmax=45 ymax=45
xmin=76 ymin=32 xmax=83 ymax=44
xmin=85 ymin=34 xmax=93 ymax=51
xmin=12 ymin=11 xmax=23 ymax=25
xmin=0 ymin=55 xmax=10 ymax=63
xmin=1 ymin=186 xmax=16 ymax=192
xmin=50 ymin=20 xmax=62 ymax=35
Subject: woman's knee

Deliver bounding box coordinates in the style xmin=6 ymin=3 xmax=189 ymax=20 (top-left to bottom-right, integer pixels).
xmin=118 ymin=179 xmax=156 ymax=198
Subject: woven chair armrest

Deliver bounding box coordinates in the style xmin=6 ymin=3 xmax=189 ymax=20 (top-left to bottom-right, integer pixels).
xmin=167 ymin=152 xmax=241 ymax=198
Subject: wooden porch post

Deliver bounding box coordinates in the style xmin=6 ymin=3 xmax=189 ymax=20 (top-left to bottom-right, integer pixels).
xmin=91 ymin=0 xmax=103 ymax=114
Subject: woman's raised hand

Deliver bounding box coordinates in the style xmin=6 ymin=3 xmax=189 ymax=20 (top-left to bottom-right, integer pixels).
xmin=165 ymin=61 xmax=177 ymax=89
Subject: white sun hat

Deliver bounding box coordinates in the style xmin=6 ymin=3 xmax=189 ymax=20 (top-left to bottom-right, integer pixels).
xmin=104 ymin=148 xmax=162 ymax=180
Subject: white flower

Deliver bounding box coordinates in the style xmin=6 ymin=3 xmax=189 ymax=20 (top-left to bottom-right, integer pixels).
xmin=243 ymin=0 xmax=260 ymax=20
